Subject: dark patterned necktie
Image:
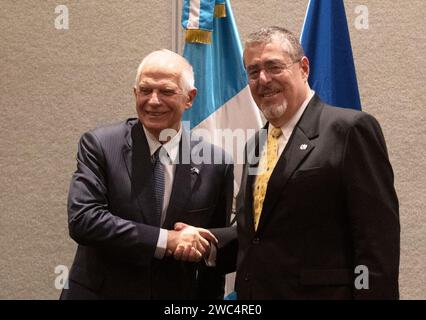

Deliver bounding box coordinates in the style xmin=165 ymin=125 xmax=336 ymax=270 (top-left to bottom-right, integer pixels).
xmin=152 ymin=147 xmax=165 ymax=226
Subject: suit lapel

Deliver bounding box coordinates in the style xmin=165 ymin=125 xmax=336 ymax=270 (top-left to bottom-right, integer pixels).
xmin=241 ymin=124 xmax=267 ymax=234
xmin=122 ymin=121 xmax=158 ymax=226
xmin=256 ymin=95 xmax=323 ymax=232
xmin=257 ymin=127 xmax=314 ymax=231
xmin=162 ymin=130 xmax=201 ymax=229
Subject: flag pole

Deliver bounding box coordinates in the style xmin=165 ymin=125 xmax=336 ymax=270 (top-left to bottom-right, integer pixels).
xmin=171 ymin=0 xmax=183 ymax=54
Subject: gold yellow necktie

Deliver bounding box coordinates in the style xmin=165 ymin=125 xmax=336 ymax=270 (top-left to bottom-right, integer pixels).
xmin=253 ymin=127 xmax=282 ymax=230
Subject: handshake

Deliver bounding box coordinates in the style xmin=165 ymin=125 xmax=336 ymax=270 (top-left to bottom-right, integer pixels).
xmin=166 ymin=222 xmax=217 ymax=262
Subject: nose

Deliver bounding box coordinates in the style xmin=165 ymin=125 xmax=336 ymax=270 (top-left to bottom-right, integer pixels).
xmin=258 ymin=69 xmax=272 ymax=84
xmin=148 ymin=91 xmax=161 ymax=104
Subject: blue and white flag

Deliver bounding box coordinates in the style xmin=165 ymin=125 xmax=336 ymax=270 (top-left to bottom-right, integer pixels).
xmin=301 ymin=0 xmax=362 ymax=110
xmin=181 ymin=0 xmax=262 ymax=178
xmin=181 ymin=0 xmax=262 ymax=299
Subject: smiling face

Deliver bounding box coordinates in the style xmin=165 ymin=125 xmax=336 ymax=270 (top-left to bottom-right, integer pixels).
xmin=244 ymin=41 xmax=310 ymax=127
xmin=134 ymin=52 xmax=196 ymax=139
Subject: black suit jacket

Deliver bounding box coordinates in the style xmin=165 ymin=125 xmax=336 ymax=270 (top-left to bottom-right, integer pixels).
xmin=215 ymin=95 xmax=400 ymax=299
xmin=61 ymin=119 xmax=233 ymax=299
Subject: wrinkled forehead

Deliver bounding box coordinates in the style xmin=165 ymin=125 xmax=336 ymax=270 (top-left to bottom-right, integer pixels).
xmin=244 ymin=41 xmax=291 ymax=66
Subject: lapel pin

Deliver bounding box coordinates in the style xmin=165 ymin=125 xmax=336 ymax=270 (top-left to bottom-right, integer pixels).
xmin=300 ymin=144 xmax=308 ymax=150
xmin=190 ymin=167 xmax=200 ymax=175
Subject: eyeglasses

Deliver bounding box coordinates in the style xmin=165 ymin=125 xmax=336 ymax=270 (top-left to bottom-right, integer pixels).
xmin=246 ymin=59 xmax=301 ymax=80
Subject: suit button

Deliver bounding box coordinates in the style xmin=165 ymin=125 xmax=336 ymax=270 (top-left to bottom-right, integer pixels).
xmin=252 ymin=237 xmax=260 ymax=245
xmin=244 ymin=273 xmax=251 ymax=281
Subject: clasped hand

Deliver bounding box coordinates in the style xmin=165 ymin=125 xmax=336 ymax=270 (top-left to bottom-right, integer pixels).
xmin=166 ymin=222 xmax=217 ymax=263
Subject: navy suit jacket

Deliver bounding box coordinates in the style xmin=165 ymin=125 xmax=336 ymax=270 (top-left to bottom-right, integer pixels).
xmin=61 ymin=119 xmax=233 ymax=299
xmin=214 ymin=95 xmax=400 ymax=299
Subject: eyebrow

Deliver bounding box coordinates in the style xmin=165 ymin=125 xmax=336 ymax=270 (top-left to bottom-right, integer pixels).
xmin=138 ymin=82 xmax=178 ymax=89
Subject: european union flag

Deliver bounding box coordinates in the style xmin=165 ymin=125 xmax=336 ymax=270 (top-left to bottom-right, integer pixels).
xmin=301 ymin=0 xmax=362 ymax=110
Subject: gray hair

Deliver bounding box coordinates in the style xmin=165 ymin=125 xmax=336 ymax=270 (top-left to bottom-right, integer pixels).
xmin=134 ymin=49 xmax=195 ymax=93
xmin=244 ymin=26 xmax=305 ymax=62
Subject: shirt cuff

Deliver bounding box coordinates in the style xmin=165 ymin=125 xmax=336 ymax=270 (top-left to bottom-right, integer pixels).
xmin=204 ymin=242 xmax=217 ymax=267
xmin=154 ymin=228 xmax=168 ymax=259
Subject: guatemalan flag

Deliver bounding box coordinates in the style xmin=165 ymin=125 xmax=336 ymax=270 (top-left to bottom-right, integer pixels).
xmin=181 ymin=0 xmax=262 ymax=190
xmin=181 ymin=0 xmax=261 ymax=300
xmin=301 ymin=0 xmax=362 ymax=110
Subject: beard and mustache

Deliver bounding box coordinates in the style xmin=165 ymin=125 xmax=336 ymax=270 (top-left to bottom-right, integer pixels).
xmin=255 ymin=84 xmax=289 ymax=122
xmin=259 ymin=98 xmax=288 ymax=121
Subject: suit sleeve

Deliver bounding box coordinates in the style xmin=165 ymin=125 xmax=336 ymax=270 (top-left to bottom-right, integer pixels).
xmin=343 ymin=113 xmax=400 ymax=299
xmin=67 ymin=131 xmax=159 ymax=266
xmin=195 ymin=161 xmax=234 ymax=299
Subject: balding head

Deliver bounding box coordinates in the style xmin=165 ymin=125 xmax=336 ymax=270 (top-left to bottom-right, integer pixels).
xmin=135 ymin=49 xmax=195 ymax=93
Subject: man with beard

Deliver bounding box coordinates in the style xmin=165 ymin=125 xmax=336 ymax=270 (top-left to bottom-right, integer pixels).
xmin=209 ymin=26 xmax=400 ymax=299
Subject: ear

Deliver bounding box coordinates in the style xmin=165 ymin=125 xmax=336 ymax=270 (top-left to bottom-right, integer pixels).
xmin=133 ymin=87 xmax=137 ymax=98
xmin=300 ymin=56 xmax=310 ymax=81
xmin=185 ymin=88 xmax=197 ymax=110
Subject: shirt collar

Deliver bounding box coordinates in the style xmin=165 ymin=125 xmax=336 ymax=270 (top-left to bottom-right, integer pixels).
xmin=142 ymin=125 xmax=182 ymax=163
xmin=269 ymin=90 xmax=315 ymax=140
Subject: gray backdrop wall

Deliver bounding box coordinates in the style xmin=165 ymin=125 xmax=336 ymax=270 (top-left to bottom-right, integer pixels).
xmin=1 ymin=0 xmax=425 ymax=299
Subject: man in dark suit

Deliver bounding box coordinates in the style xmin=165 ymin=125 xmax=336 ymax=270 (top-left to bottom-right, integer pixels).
xmin=61 ymin=49 xmax=233 ymax=299
xmin=212 ymin=26 xmax=400 ymax=299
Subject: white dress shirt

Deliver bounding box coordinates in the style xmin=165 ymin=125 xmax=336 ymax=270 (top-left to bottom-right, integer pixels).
xmin=142 ymin=125 xmax=182 ymax=259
